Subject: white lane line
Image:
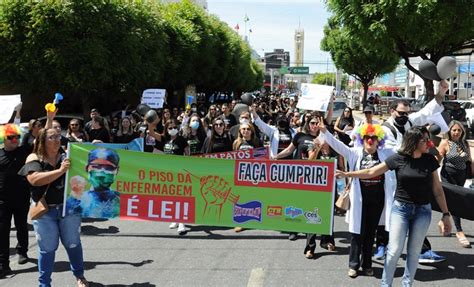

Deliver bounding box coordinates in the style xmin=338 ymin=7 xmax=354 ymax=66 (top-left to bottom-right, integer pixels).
xmin=247 ymin=267 xmax=265 ymax=287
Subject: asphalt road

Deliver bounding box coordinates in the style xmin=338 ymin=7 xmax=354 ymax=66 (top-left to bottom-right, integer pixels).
xmin=2 ymin=210 xmax=473 ymax=287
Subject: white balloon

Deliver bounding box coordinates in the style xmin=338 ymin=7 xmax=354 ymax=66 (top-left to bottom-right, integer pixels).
xmin=437 ymin=56 xmax=457 ymax=80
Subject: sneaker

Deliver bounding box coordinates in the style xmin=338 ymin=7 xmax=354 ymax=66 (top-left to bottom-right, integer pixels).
xmin=76 ymin=277 xmax=89 ymax=287
xmin=363 ymin=268 xmax=374 ymax=276
xmin=177 ymin=223 xmax=187 ymax=236
xmin=18 ymin=253 xmax=29 ymax=265
xmin=348 ymin=268 xmax=358 ymax=278
xmin=169 ymin=222 xmax=178 ymax=229
xmin=327 ymin=243 xmax=336 ymax=252
xmin=374 ymin=245 xmax=386 ymax=260
xmin=305 ymin=250 xmax=314 ymax=259
xmin=418 ymin=250 xmax=446 ymax=264
xmin=0 ymin=267 xmax=12 ymax=279
xmin=288 ymin=233 xmax=298 ymax=241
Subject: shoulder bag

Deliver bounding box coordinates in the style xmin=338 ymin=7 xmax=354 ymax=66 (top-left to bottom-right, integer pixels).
xmin=29 ymin=184 xmax=50 ymax=220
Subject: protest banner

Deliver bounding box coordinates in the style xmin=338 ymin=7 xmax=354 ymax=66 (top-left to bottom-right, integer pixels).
xmin=141 ymin=89 xmax=166 ymax=109
xmin=64 ymin=143 xmax=336 ymax=234
xmin=197 ymin=147 xmax=269 ymax=160
xmin=296 ymin=84 xmax=334 ymax=111
xmin=0 ymin=94 xmax=21 ymax=123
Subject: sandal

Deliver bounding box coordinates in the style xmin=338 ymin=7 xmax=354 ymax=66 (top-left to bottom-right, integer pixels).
xmin=327 ymin=243 xmax=336 ymax=252
xmin=305 ymin=250 xmax=314 ymax=259
xmin=456 ymin=232 xmax=472 ymax=248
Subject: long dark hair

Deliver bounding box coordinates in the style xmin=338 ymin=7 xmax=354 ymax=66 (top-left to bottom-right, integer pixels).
xmin=340 ymin=107 xmax=354 ymax=126
xmin=208 ymin=116 xmax=228 ymax=152
xmin=33 ymin=128 xmax=59 ymax=160
xmin=399 ymin=126 xmax=428 ymax=156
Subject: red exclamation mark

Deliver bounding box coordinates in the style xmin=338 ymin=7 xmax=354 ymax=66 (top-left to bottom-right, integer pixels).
xmin=183 ymin=202 xmax=189 ymax=220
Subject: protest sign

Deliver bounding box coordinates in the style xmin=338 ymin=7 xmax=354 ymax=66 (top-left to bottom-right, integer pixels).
xmin=141 ymin=89 xmax=166 ymax=109
xmin=64 ymin=143 xmax=336 ymax=234
xmin=296 ymin=84 xmax=334 ymax=111
xmin=197 ymin=147 xmax=269 ymax=160
xmin=0 ymin=94 xmax=21 ymax=123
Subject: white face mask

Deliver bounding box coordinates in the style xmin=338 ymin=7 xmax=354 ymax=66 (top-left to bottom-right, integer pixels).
xmin=240 ymin=118 xmax=249 ymax=125
xmin=191 ymin=108 xmax=197 ymax=112
xmin=168 ymin=128 xmax=178 ymax=136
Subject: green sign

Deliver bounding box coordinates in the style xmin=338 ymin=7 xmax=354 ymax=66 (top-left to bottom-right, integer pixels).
xmin=289 ymin=66 xmax=309 ymax=74
xmin=64 ymin=143 xmax=336 ymax=234
xmin=279 ymin=66 xmax=289 ymax=74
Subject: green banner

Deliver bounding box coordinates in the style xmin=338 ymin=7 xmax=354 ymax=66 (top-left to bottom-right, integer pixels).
xmin=64 ymin=143 xmax=336 ymax=234
xmin=289 ymin=66 xmax=309 ymax=74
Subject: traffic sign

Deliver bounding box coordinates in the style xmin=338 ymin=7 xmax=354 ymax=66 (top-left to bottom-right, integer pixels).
xmin=289 ymin=66 xmax=309 ymax=74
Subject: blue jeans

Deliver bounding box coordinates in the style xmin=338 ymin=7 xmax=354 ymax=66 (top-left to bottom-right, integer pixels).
xmin=381 ymin=200 xmax=431 ymax=287
xmin=32 ymin=205 xmax=84 ymax=287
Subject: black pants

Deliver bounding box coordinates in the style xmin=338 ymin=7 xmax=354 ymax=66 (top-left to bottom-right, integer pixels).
xmin=0 ymin=198 xmax=30 ymax=270
xmin=304 ymin=234 xmax=335 ymax=254
xmin=349 ymin=189 xmax=384 ymax=270
xmin=375 ymin=225 xmax=389 ymax=247
xmin=441 ymin=165 xmax=467 ymax=232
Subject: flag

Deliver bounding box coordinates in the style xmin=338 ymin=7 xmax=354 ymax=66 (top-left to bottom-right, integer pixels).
xmin=234 ymin=24 xmax=239 ymax=30
xmin=244 ymin=14 xmax=249 ymax=22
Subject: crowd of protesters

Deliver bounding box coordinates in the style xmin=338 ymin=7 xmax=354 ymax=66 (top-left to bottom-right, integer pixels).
xmin=0 ymin=81 xmax=473 ymax=286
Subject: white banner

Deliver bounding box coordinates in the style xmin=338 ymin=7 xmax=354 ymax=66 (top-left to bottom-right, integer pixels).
xmin=296 ymin=84 xmax=334 ymax=111
xmin=0 ymin=94 xmax=21 ymax=124
xmin=141 ymin=89 xmax=166 ymax=109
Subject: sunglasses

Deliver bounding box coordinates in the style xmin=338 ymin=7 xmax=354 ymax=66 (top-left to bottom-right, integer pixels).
xmin=240 ymin=128 xmax=251 ymax=131
xmin=167 ymin=127 xmax=177 ymax=130
xmin=214 ymin=122 xmax=224 ymax=127
xmin=363 ymin=136 xmax=378 ymax=141
xmin=309 ymin=121 xmax=318 ymax=125
xmin=396 ymin=110 xmax=409 ymax=116
xmin=6 ymin=135 xmax=20 ymax=140
xmin=210 ymin=108 xmax=216 ymax=111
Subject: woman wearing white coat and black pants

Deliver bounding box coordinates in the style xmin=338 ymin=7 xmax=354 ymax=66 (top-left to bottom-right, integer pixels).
xmin=319 ymin=121 xmax=397 ymax=278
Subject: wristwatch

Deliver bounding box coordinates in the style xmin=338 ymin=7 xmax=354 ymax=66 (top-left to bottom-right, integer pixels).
xmin=442 ymin=212 xmax=451 ymax=218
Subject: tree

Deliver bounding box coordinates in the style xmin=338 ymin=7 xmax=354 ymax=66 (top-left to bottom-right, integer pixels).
xmin=311 ymin=72 xmax=348 ymax=90
xmin=321 ymin=16 xmax=399 ymax=106
xmin=326 ymin=0 xmax=474 ymax=99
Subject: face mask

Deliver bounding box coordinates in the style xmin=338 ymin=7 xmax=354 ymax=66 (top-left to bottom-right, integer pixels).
xmin=240 ymin=119 xmax=249 ymax=125
xmin=191 ymin=108 xmax=197 ymax=112
xmin=88 ymin=170 xmax=116 ymax=191
xmin=394 ymin=115 xmax=409 ymax=126
xmin=168 ymin=128 xmax=178 ymax=136
xmin=190 ymin=121 xmax=199 ymax=130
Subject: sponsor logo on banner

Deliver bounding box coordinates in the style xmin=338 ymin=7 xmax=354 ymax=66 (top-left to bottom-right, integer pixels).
xmin=234 ymin=159 xmax=334 ymax=192
xmin=233 ymin=201 xmax=262 ymax=223
xmin=285 ymin=206 xmax=303 ymax=218
xmin=266 ymin=206 xmax=283 ymax=217
xmin=304 ymin=209 xmax=322 ymax=224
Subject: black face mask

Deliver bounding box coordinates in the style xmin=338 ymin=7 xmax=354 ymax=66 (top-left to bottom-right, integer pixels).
xmin=394 ymin=115 xmax=409 ymax=126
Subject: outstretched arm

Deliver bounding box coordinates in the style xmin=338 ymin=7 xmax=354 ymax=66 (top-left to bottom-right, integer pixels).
xmin=336 ymin=162 xmax=389 ymax=179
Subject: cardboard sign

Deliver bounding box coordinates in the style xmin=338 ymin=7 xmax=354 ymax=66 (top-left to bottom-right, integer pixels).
xmin=296 ymin=84 xmax=334 ymax=111
xmin=0 ymin=94 xmax=21 ymax=123
xmin=141 ymin=89 xmax=166 ymax=109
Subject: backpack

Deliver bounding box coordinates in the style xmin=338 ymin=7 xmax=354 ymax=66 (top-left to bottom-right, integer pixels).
xmin=382 ymin=120 xmax=412 ymax=140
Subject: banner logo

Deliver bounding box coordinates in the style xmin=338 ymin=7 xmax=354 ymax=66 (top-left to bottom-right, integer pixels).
xmin=285 ymin=206 xmax=303 ymax=218
xmin=233 ymin=201 xmax=262 ymax=223
xmin=267 ymin=206 xmax=283 ymax=217
xmin=304 ymin=208 xmax=322 ymax=224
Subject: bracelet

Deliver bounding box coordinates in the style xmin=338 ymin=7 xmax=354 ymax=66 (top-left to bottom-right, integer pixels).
xmin=442 ymin=212 xmax=451 ymax=218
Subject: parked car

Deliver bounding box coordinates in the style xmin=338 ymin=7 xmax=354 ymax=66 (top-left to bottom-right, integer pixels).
xmin=38 ymin=114 xmax=84 ymax=136
xmin=441 ymin=100 xmax=470 ymax=137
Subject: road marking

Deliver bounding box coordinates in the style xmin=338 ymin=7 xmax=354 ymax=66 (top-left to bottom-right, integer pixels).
xmin=247 ymin=267 xmax=265 ymax=287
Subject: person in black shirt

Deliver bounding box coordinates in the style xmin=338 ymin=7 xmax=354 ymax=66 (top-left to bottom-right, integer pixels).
xmin=232 ymin=123 xmax=261 ymax=151
xmin=86 ymin=115 xmax=110 ymax=143
xmin=337 ymin=126 xmax=452 ymax=286
xmin=221 ymin=103 xmax=237 ymax=132
xmin=20 ymin=119 xmax=42 ymax=154
xmin=113 ymin=116 xmax=139 ymax=144
xmin=182 ymin=114 xmax=207 ymax=155
xmin=0 ymin=124 xmax=30 ymax=277
xmin=201 ymin=117 xmax=232 ymax=153
xmin=162 ymin=119 xmax=189 ymax=156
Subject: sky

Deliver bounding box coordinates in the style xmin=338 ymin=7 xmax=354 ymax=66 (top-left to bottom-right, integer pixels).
xmin=206 ymin=0 xmax=335 ymax=74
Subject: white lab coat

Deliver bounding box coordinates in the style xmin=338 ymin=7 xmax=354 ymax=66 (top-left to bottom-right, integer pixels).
xmin=321 ymin=129 xmax=397 ymax=234
xmin=382 ymin=99 xmax=444 ymax=149
xmin=253 ymin=117 xmax=296 ymax=158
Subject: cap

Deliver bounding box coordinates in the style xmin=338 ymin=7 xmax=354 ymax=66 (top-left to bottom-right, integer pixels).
xmin=87 ymin=148 xmax=120 ymax=167
xmin=363 ymin=105 xmax=375 ymax=113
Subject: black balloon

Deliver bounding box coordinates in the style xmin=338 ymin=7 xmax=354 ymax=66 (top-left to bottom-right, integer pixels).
xmin=232 ymin=103 xmax=249 ymax=119
xmin=241 ymin=93 xmax=254 ymax=105
xmin=136 ymin=104 xmax=151 ymax=116
xmin=145 ymin=109 xmax=158 ymax=124
xmin=419 ymin=60 xmax=442 ymax=81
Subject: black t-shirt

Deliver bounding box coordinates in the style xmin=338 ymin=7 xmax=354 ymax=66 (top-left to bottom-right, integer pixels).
xmin=18 ymin=156 xmax=66 ymax=204
xmin=385 ymin=153 xmax=439 ymax=205
xmin=223 ymin=114 xmax=237 ymax=131
xmin=144 ymin=124 xmax=164 ymax=153
xmin=202 ymin=134 xmax=233 ymax=153
xmin=163 ymin=136 xmax=188 ymax=155
xmin=87 ymin=127 xmax=110 ymax=143
xmin=359 ymin=151 xmax=384 ymax=192
xmin=292 ymin=132 xmax=316 ymax=160
xmin=185 ymin=134 xmax=205 ymax=155
xmin=278 ymin=129 xmax=293 ymax=159
xmin=0 ymin=146 xmax=30 ymax=200
xmin=113 ymin=132 xmax=139 ymax=144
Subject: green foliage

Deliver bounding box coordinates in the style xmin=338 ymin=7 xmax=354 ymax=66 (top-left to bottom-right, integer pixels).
xmin=0 ymin=0 xmax=262 ymax=116
xmin=321 ymin=15 xmax=399 ymax=104
xmin=311 ymin=72 xmax=348 ymax=90
xmin=326 ymin=0 xmax=474 ymax=97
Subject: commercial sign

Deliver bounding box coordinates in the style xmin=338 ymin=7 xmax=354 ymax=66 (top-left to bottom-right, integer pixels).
xmin=289 ymin=67 xmax=309 ymax=74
